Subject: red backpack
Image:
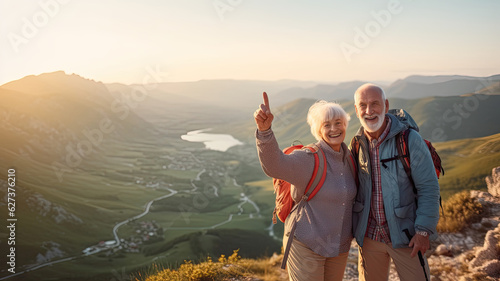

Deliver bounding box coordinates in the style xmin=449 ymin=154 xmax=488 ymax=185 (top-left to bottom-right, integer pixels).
xmin=384 ymin=128 xmax=445 ymax=180
xmin=272 ymin=143 xmax=327 ymax=224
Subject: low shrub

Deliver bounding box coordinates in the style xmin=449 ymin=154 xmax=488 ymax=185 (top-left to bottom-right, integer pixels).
xmin=137 ymin=250 xmax=242 ymax=281
xmin=134 ymin=250 xmax=284 ymax=281
xmin=437 ymin=190 xmax=484 ymax=233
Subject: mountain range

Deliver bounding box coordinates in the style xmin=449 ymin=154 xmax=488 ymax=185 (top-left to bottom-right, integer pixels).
xmin=269 ymin=74 xmax=500 ymax=106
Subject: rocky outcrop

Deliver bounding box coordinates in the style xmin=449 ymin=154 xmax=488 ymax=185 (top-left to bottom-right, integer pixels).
xmin=486 ymin=167 xmax=500 ymax=197
xmin=35 ymin=242 xmax=65 ymax=264
xmin=27 ymin=193 xmax=83 ymax=224
xmin=469 ymin=225 xmax=500 ymax=277
xmin=429 ymin=190 xmax=500 ymax=280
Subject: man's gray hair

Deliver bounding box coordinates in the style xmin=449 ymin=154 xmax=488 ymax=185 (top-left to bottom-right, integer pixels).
xmin=354 ymin=83 xmax=386 ymax=104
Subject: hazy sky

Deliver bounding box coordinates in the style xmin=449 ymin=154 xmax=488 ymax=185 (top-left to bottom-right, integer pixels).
xmin=1 ymin=0 xmax=499 ymax=85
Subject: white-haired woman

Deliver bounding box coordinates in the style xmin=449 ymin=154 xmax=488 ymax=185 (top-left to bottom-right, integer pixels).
xmin=254 ymin=92 xmax=357 ymax=281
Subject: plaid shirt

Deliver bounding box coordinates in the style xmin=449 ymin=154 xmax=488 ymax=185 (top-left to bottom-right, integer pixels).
xmin=365 ymin=117 xmax=392 ymax=243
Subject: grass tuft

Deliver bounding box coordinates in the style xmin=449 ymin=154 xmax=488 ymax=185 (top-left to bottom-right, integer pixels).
xmin=133 ymin=250 xmax=285 ymax=281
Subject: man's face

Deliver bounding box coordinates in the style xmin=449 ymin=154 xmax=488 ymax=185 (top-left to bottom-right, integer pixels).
xmin=355 ymin=88 xmax=389 ymax=133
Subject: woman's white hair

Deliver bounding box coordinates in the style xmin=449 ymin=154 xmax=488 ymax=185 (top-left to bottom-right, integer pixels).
xmin=307 ymin=100 xmax=350 ymax=141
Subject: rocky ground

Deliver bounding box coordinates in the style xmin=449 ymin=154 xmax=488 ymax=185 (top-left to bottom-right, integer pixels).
xmin=426 ymin=190 xmax=500 ymax=281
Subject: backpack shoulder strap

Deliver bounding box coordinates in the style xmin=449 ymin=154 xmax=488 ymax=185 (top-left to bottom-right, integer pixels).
xmin=396 ymin=128 xmax=413 ymax=182
xmin=396 ymin=128 xmax=418 ymax=197
xmin=349 ymin=136 xmax=361 ymax=163
xmin=281 ymin=143 xmax=326 ymax=270
xmin=397 ymin=129 xmax=445 ymax=216
xmin=303 ymin=144 xmax=327 ymax=200
xmin=348 ymin=153 xmax=359 ymax=187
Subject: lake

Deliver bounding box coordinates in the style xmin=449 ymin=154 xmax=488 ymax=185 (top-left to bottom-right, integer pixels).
xmin=181 ymin=129 xmax=243 ymax=152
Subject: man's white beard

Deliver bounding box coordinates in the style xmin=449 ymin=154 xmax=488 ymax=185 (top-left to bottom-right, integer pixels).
xmin=361 ymin=113 xmax=385 ymax=133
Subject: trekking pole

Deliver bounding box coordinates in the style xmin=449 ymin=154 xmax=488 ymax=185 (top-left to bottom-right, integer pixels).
xmin=403 ymin=229 xmax=429 ymax=281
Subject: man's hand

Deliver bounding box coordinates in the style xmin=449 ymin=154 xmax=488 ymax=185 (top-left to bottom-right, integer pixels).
xmin=254 ymin=92 xmax=274 ymax=131
xmin=409 ymin=233 xmax=430 ymax=258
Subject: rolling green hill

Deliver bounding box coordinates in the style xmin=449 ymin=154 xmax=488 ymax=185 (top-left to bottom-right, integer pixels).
xmin=433 ymin=133 xmax=500 ymax=199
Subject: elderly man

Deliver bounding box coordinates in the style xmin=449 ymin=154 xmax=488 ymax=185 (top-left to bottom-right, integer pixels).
xmin=349 ymin=83 xmax=440 ymax=281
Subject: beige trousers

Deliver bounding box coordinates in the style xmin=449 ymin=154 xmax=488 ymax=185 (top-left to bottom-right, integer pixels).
xmin=286 ymin=238 xmax=349 ymax=281
xmin=358 ymin=237 xmax=430 ymax=281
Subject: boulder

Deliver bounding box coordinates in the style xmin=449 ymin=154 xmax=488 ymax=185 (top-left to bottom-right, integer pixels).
xmin=435 ymin=244 xmax=453 ymax=257
xmin=477 ymin=259 xmax=500 ymax=278
xmin=486 ymin=167 xmax=500 ymax=197
xmin=469 ymin=226 xmax=500 ymax=270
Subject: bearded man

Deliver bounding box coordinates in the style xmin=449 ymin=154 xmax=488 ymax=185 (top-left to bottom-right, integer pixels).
xmin=349 ymin=83 xmax=440 ymax=281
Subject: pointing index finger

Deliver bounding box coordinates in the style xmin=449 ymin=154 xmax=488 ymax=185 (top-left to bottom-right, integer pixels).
xmin=263 ymin=92 xmax=270 ymax=112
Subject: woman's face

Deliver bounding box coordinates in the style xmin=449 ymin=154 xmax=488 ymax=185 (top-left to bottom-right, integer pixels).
xmin=320 ymin=118 xmax=346 ymax=152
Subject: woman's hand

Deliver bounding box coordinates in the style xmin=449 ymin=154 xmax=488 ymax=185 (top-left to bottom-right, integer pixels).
xmin=254 ymin=92 xmax=274 ymax=131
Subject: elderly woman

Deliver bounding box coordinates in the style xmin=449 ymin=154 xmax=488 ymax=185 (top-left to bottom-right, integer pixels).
xmin=254 ymin=92 xmax=357 ymax=281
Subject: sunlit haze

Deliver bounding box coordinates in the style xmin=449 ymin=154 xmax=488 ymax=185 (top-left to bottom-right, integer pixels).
xmin=1 ymin=0 xmax=499 ymax=85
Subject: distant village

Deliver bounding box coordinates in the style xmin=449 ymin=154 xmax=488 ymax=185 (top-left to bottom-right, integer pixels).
xmin=83 ymin=220 xmax=162 ymax=255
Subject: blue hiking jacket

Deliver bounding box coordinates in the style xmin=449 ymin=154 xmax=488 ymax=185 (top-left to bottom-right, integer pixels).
xmin=350 ymin=113 xmax=440 ymax=249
